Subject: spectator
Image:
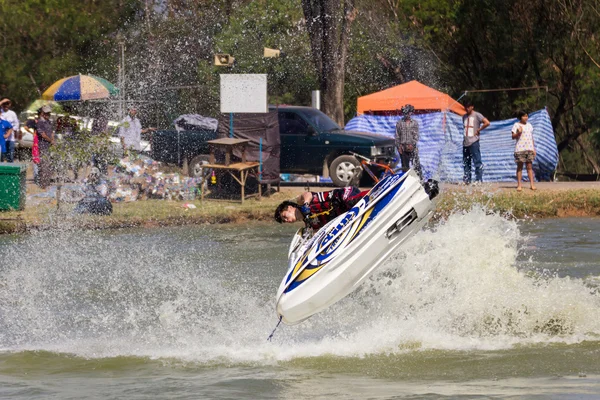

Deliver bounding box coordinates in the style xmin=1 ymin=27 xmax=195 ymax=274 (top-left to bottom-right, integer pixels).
xmin=91 ymin=107 xmax=109 ymax=135
xmin=24 ymin=114 xmax=40 ymax=184
xmin=462 ymin=102 xmax=490 ymax=184
xmin=395 ymin=104 xmax=423 ymax=180
xmin=90 ymin=106 xmax=110 ymax=174
xmin=36 ymin=105 xmax=55 ymax=188
xmin=0 ymin=98 xmax=17 ymax=162
xmin=117 ymin=106 xmax=155 ymax=156
xmin=0 ymin=118 xmax=10 ymax=160
xmin=511 ymin=110 xmax=537 ymax=191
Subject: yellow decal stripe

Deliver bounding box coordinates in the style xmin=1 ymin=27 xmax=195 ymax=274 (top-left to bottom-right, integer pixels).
xmin=297 ymin=263 xmax=325 ymax=281
xmin=350 ymin=208 xmax=373 ymax=241
xmin=292 ymin=253 xmax=308 ymax=276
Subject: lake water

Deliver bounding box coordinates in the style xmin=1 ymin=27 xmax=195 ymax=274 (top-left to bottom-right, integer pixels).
xmin=0 ymin=210 xmax=599 ymax=399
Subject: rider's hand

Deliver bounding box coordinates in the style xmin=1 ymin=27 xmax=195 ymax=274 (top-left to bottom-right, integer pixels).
xmin=300 ymin=202 xmax=311 ymax=216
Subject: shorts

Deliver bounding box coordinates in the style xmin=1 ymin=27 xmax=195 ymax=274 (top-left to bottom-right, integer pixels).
xmin=514 ymin=151 xmax=535 ymax=163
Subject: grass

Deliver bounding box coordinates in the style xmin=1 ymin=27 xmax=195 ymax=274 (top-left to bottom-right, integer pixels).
xmin=438 ymin=188 xmax=600 ymax=219
xmin=1 ymin=187 xmax=600 ymax=235
xmin=0 ymin=190 xmax=290 ymax=234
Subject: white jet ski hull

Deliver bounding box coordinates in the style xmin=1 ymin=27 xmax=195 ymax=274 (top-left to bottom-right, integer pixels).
xmin=275 ymin=170 xmax=438 ymax=325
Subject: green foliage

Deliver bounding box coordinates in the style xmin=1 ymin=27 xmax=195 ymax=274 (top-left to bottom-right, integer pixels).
xmin=49 ymin=128 xmax=118 ymax=182
xmin=390 ymin=0 xmax=600 ymax=172
xmin=208 ymin=0 xmax=317 ymax=107
xmin=0 ymin=0 xmax=142 ymax=110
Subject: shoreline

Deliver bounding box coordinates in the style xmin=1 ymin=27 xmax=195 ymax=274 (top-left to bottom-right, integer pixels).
xmin=1 ymin=183 xmax=600 ymax=235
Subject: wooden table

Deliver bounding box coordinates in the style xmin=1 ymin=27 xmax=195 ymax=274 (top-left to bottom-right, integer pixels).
xmin=199 ymin=162 xmax=261 ymax=204
xmin=206 ymin=138 xmax=250 ymax=166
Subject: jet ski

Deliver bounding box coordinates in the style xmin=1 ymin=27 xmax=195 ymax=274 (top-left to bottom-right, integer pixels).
xmin=275 ymin=169 xmax=439 ymax=325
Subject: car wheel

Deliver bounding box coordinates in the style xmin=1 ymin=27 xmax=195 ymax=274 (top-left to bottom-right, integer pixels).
xmin=188 ymin=155 xmax=212 ymax=187
xmin=330 ymin=155 xmax=361 ymax=187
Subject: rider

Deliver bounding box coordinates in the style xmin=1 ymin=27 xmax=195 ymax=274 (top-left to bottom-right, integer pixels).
xmin=274 ymin=186 xmax=368 ymax=231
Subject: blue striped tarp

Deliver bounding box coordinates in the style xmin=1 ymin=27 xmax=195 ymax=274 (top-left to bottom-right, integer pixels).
xmin=346 ymin=109 xmax=558 ymax=182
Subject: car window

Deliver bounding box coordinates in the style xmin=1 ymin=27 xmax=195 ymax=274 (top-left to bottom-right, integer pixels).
xmin=301 ymin=109 xmax=341 ymax=132
xmin=278 ymin=112 xmax=309 ymax=135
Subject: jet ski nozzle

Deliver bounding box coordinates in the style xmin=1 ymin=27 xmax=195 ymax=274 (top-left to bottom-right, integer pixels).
xmin=423 ymin=179 xmax=439 ymax=200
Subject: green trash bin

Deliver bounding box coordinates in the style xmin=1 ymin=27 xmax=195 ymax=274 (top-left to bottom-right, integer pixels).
xmin=0 ymin=162 xmax=27 ymax=211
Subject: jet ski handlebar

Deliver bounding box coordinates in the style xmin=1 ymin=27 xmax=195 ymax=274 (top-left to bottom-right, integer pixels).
xmin=350 ymin=152 xmax=372 ymax=162
xmin=350 ymin=152 xmax=396 ymax=183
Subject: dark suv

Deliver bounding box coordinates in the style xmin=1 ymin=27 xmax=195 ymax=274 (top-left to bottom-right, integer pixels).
xmin=275 ymin=106 xmax=396 ymax=186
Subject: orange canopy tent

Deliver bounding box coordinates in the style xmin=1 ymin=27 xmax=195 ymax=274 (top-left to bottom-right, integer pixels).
xmin=357 ymin=80 xmax=466 ymax=116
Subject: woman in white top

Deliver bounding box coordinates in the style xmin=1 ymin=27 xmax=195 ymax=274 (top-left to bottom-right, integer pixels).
xmin=511 ymin=111 xmax=536 ymax=191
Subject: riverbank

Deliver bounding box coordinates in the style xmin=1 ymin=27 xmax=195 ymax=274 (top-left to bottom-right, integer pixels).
xmin=1 ymin=182 xmax=600 ymax=234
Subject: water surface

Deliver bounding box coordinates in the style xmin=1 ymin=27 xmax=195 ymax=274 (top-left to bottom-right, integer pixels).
xmin=0 ymin=212 xmax=599 ymax=398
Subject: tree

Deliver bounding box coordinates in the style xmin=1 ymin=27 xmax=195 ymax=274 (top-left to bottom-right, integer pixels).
xmin=301 ymin=0 xmax=357 ymax=125
xmin=0 ymin=0 xmax=142 ymax=111
xmin=389 ymin=0 xmax=600 ymax=174
xmin=198 ymin=0 xmax=317 ymax=113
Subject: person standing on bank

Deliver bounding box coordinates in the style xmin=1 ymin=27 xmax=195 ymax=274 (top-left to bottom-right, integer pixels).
xmin=36 ymin=105 xmax=55 ymax=188
xmin=24 ymin=112 xmax=41 ymax=184
xmin=395 ymin=104 xmax=423 ymax=180
xmin=462 ymin=102 xmax=490 ymax=184
xmin=118 ymin=106 xmax=155 ymax=157
xmin=511 ymin=111 xmax=537 ymax=191
xmin=0 ymin=98 xmax=19 ymax=162
xmin=0 ymin=117 xmax=12 ymax=161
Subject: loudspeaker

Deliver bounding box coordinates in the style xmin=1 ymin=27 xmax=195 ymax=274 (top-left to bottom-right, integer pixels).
xmin=214 ymin=54 xmax=235 ymax=66
xmin=263 ymin=48 xmax=281 ymax=58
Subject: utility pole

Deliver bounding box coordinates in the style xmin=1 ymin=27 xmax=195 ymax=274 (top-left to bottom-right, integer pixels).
xmin=116 ymin=32 xmax=126 ymax=118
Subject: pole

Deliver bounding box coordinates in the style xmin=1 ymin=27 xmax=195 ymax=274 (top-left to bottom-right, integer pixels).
xmin=118 ymin=64 xmax=122 ymax=119
xmin=229 ymin=113 xmax=234 ymax=138
xmin=311 ymin=90 xmax=321 ymax=109
xmin=259 ymin=137 xmax=263 ymax=181
xmin=121 ymin=41 xmax=126 ymax=118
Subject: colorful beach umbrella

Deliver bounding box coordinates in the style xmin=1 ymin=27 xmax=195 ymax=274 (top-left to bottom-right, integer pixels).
xmin=42 ymin=74 xmax=119 ymax=101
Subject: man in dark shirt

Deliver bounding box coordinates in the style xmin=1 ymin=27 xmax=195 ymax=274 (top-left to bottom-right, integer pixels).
xmin=274 ymin=186 xmax=368 ymax=231
xmin=395 ymin=104 xmax=423 ymax=180
xmin=36 ymin=105 xmax=55 ymax=188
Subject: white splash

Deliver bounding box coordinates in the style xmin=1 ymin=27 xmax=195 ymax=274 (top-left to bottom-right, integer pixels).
xmin=0 ymin=211 xmax=599 ymax=363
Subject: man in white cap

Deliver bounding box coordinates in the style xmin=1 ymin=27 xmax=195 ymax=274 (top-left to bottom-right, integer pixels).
xmin=117 ymin=106 xmax=155 ymax=155
xmin=0 ymin=98 xmax=19 ymax=162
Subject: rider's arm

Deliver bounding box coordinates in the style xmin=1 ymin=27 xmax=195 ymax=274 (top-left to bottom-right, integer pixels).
xmin=296 ymin=192 xmax=313 ymax=205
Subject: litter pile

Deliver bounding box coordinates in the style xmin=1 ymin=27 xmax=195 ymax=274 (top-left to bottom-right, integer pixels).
xmin=109 ymin=157 xmax=202 ymax=202
xmin=26 ymin=156 xmax=203 ymax=206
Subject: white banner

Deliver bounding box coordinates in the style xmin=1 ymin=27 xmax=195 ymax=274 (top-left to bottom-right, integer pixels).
xmin=220 ymin=74 xmax=268 ymax=113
